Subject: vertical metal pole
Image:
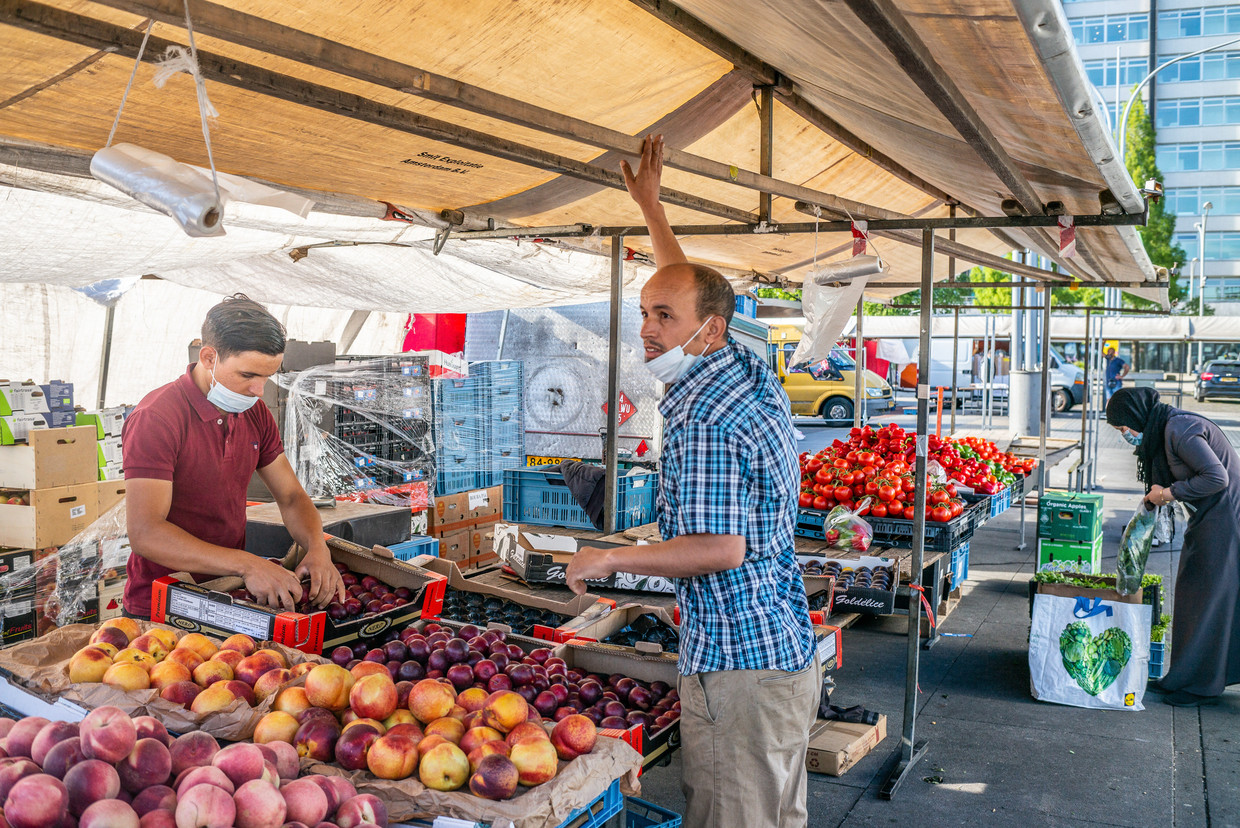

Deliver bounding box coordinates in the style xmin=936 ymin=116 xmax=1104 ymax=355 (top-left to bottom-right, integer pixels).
xmin=880 ymin=228 xmax=933 ymax=800
xmin=758 ymin=86 xmax=774 ymax=224
xmin=1080 ymin=309 xmax=1092 ymax=492
xmin=854 ymin=297 xmax=864 ymax=429
xmin=97 ymin=302 xmax=117 ymax=408
xmin=1039 ymin=286 xmax=1052 ymax=497
xmin=604 ymin=237 xmax=624 ymax=534
xmin=950 ymin=307 xmax=960 ymax=434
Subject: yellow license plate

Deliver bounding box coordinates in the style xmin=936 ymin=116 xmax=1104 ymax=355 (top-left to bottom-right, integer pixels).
xmin=1221 ymin=378 xmax=1237 ymax=383
xmin=525 ymin=455 xmax=582 ymax=466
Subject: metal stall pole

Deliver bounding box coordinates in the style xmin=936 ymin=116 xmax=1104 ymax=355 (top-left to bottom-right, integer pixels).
xmin=603 ymin=236 xmax=624 ymax=534
xmin=97 ymin=302 xmax=117 ymax=408
xmin=1039 ymin=286 xmax=1052 ymax=498
xmin=1079 ymin=308 xmax=1092 ymax=491
xmin=879 ymin=228 xmax=934 ymax=800
xmin=854 ymin=297 xmax=865 ymax=429
xmin=950 ymin=307 xmax=959 ymax=435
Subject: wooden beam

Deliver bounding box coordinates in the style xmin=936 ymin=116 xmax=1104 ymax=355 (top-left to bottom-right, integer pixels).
xmin=2 ymin=1 xmax=754 ymax=224
xmin=842 ymin=0 xmax=1046 ymax=218
xmin=88 ymin=0 xmax=922 ymax=225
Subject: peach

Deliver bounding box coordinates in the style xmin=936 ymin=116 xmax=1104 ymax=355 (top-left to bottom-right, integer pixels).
xmin=170 ymin=732 xmax=220 ymax=777
xmin=417 ymin=734 xmax=449 ymax=756
xmin=232 ymin=779 xmax=285 ymax=828
xmin=80 ymin=706 xmax=136 ymax=764
xmin=349 ymin=674 xmax=398 ymax=721
xmin=342 ymin=717 xmax=385 ymax=734
xmin=456 ymin=687 xmax=489 ymax=713
xmin=190 ymin=683 xmax=240 ymax=715
xmin=251 ymin=668 xmax=292 ymax=702
xmin=349 ymin=661 xmax=389 ymax=681
xmin=253 ymin=711 xmax=300 ymax=745
xmin=145 ymin=628 xmax=180 ymax=652
xmin=382 ymin=709 xmax=416 ymax=730
xmin=119 ymin=738 xmax=173 ymax=793
xmin=504 ymin=721 xmax=549 ymax=748
xmin=510 ymin=738 xmax=558 ymax=786
xmin=221 ymin=679 xmax=257 ymax=706
xmin=424 ymin=717 xmax=465 ymax=745
xmin=468 ymin=753 xmax=519 ymax=801
xmin=339 ymin=708 xmax=361 ymax=727
xmin=254 ymin=649 xmax=288 ymax=669
xmin=176 ymin=633 xmax=217 ymax=661
xmin=0 ymin=758 xmax=40 ymax=800
xmin=80 ymin=798 xmax=139 ymax=828
xmin=3 ymin=716 xmax=49 ymax=758
xmin=135 ymin=716 xmax=172 ymax=747
xmin=165 ymin=648 xmax=205 ymax=673
xmin=149 ymin=661 xmax=193 ymax=691
xmin=173 ymin=765 xmax=233 ymax=797
xmin=292 ymin=717 xmax=339 ymax=763
xmin=333 ymin=724 xmax=381 ymax=772
xmin=63 ymin=759 xmax=120 ymax=816
xmin=271 ymin=687 xmax=311 ymax=718
xmin=278 ymin=778 xmax=327 ymax=827
xmin=101 ymin=617 xmax=141 ymax=643
xmin=88 ymin=625 xmax=130 ymax=651
xmin=209 ymin=649 xmax=244 ymax=670
xmin=334 ymin=794 xmax=386 ymax=828
xmin=175 ymin=780 xmax=235 ymax=828
xmin=160 ymin=680 xmax=202 ymax=709
xmin=447 ymin=704 xmax=469 ymax=723
xmin=418 ymin=741 xmax=469 ymax=791
xmin=305 ymin=775 xmax=355 ymax=818
xmin=304 ymin=664 xmax=354 ymax=711
xmin=211 ymin=743 xmax=265 ymax=788
xmin=141 ymin=810 xmax=177 ymax=828
xmin=289 ymin=662 xmax=314 ymax=679
xmin=365 ymin=732 xmax=419 ymax=780
xmin=43 ymin=737 xmax=87 ymax=779
xmin=461 ymin=710 xmax=486 ymax=732
xmin=467 ymin=740 xmax=510 ymax=772
xmin=385 ymin=721 xmax=424 ymax=743
xmin=30 ymin=721 xmax=79 ymax=766
xmin=88 ymin=641 xmax=120 ymax=658
xmin=192 ymin=660 xmax=233 ymax=688
xmin=5 ymin=773 xmax=69 ymax=828
xmin=460 ymin=726 xmax=504 ymax=756
xmin=234 ymin=653 xmax=282 ymax=688
xmin=131 ymin=784 xmax=177 ymax=816
xmin=482 ymin=690 xmax=529 ymax=734
xmin=128 ymin=633 xmax=170 ymax=662
xmin=218 ymin=634 xmax=257 ymax=657
xmin=113 ymin=648 xmax=157 ymax=673
xmin=68 ymin=648 xmax=114 ymax=684
xmin=104 ymin=660 xmax=152 ymax=691
xmin=258 ymin=741 xmax=298 ymax=782
xmin=408 ymin=679 xmax=456 ymax=724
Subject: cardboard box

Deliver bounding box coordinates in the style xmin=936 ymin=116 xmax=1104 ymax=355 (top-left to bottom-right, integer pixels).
xmin=0 ymin=382 xmax=49 ymax=416
xmin=36 ymin=585 xmax=99 ymax=636
xmin=545 ymin=603 xmax=679 ymax=662
xmin=76 ymin=409 xmax=127 ymax=440
xmin=494 ymin=523 xmax=674 ymax=593
xmin=816 ymin=624 xmax=842 ymax=672
xmin=245 ymin=501 xmax=413 ymax=559
xmin=1037 ymin=491 xmax=1104 ymax=542
xmin=94 ymin=480 xmax=128 ymax=515
xmin=0 ymin=589 xmax=36 ymax=646
xmin=0 ymin=484 xmax=97 ymax=548
xmin=40 ymin=382 xmax=73 ymax=411
xmin=1037 ymin=537 xmax=1103 ymax=574
xmin=0 ymin=426 xmax=99 ymax=489
xmin=99 ymin=463 xmax=124 ymax=482
xmin=428 ymin=485 xmax=503 ymax=535
xmin=798 ymin=554 xmax=898 ymax=616
xmin=151 ymin=536 xmax=447 ymax=654
xmin=437 ymin=529 xmax=471 ymax=565
xmin=409 ymin=350 xmax=468 ymax=379
xmin=0 ymin=414 xmax=49 ymax=445
xmin=96 ymin=436 xmax=123 ymax=467
xmin=97 ymin=576 xmax=126 ymax=621
xmin=806 ymin=715 xmax=888 ymax=776
xmin=0 ymin=548 xmax=35 ymax=581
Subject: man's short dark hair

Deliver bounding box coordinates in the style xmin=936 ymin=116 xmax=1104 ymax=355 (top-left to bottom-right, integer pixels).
xmin=202 ymin=294 xmax=285 ymax=358
xmin=691 ymin=264 xmax=735 ymax=328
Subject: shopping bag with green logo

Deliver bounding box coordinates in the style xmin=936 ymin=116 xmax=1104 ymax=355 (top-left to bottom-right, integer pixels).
xmin=1029 ymin=592 xmax=1150 ymax=710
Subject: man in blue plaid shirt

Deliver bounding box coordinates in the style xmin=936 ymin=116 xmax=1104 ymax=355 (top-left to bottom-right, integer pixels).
xmin=567 ymin=136 xmax=820 ymax=828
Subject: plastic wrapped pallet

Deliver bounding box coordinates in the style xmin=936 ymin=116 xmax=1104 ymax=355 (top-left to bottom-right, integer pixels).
xmin=433 ymin=360 xmax=525 ymax=496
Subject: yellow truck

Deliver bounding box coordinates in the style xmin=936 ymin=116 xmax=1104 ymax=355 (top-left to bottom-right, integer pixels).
xmin=767 ymin=325 xmax=895 ymax=421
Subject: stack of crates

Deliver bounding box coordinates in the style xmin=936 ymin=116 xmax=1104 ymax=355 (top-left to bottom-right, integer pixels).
xmin=331 ymin=355 xmax=434 ymax=492
xmin=475 ymin=360 xmax=525 ymax=487
xmin=1036 ymin=490 xmax=1104 ymax=574
xmin=432 ymin=361 xmax=525 ymax=496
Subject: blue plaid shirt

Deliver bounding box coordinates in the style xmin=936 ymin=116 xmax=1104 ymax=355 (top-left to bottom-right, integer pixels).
xmin=657 ymin=339 xmax=815 ymax=675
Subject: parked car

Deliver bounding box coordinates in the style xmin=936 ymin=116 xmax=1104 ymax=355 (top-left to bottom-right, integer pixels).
xmin=767 ymin=325 xmax=894 ymax=421
xmin=1196 ymin=360 xmax=1240 ymax=402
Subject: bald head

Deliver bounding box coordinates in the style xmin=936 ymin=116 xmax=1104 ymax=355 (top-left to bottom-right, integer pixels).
xmin=639 ymin=263 xmax=734 ymax=363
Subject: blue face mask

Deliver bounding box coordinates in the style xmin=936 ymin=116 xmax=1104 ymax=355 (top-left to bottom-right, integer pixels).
xmin=1122 ymin=430 xmax=1142 ymax=447
xmin=207 ymin=363 xmax=259 ymax=413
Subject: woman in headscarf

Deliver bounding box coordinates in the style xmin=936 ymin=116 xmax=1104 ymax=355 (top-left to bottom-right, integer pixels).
xmin=1106 ymin=387 xmax=1240 ymax=706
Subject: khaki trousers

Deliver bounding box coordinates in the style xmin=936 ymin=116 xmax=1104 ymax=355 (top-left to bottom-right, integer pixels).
xmin=678 ymin=656 xmax=821 ymax=828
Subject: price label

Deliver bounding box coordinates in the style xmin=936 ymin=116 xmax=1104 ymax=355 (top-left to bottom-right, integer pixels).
xmin=167 ymin=590 xmax=272 ymax=640
xmin=467 ymin=489 xmax=490 ymax=510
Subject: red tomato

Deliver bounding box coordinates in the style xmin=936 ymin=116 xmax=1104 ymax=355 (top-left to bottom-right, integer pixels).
xmin=930 ymin=504 xmax=952 ymax=523
xmin=852 ymin=484 xmax=867 ymax=498
xmin=949 ymin=501 xmax=964 ymax=518
xmin=799 ymin=492 xmax=815 ymax=509
xmin=814 ymin=468 xmax=833 ymax=485
xmin=834 ymin=486 xmax=853 ymax=502
xmin=813 ymin=495 xmax=829 ymax=510
xmin=901 ymin=478 xmax=916 ymax=494
xmin=878 ymin=484 xmax=896 ymax=502
xmin=930 ymin=489 xmax=949 ymax=505
xmin=865 ymin=481 xmax=879 ymax=496
xmin=904 ymin=505 xmax=919 ymax=520
xmin=870 ymin=503 xmax=888 ymax=518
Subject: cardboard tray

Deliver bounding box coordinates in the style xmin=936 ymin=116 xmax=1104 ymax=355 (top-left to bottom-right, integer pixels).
xmin=806 ymin=714 xmax=888 ymax=776
xmin=151 ymin=536 xmax=447 ymax=655
xmin=797 ymin=554 xmax=898 ymax=616
xmin=545 ymin=603 xmax=680 ymax=666
xmin=494 ymin=524 xmax=675 ymax=594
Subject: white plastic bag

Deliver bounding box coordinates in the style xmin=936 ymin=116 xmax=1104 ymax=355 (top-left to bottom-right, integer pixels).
xmin=1029 ymin=593 xmax=1150 ymax=711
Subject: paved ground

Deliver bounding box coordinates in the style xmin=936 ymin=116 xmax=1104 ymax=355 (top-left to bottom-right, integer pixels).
xmin=635 ymin=397 xmax=1240 ymax=827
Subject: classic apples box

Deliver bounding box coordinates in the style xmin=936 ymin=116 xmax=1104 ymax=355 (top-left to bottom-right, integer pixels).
xmin=151 ymin=536 xmax=446 ymax=655
xmin=797 ymin=554 xmax=898 ymax=616
xmin=494 ymin=523 xmax=675 ymax=594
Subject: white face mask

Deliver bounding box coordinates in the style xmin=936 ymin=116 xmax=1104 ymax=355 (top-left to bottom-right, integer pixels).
xmin=207 ymin=363 xmax=259 ymax=413
xmin=645 ymin=316 xmax=716 ymax=384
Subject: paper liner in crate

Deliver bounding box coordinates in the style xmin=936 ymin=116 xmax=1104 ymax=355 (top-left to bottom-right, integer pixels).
xmin=306 ymin=734 xmax=641 ymax=828
xmin=0 ymin=621 xmax=326 ymax=739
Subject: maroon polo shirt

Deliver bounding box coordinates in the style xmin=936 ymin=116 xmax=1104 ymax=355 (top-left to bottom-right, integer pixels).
xmin=121 ymin=364 xmax=284 ymax=616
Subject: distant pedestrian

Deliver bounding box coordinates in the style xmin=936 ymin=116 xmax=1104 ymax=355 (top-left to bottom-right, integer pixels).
xmin=1104 ymin=346 xmax=1130 ymax=404
xmin=1107 ymin=387 xmax=1240 ymax=707
xmin=971 ymin=342 xmax=986 ymax=385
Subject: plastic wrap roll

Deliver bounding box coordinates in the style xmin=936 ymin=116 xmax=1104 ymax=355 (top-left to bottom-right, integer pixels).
xmin=90 ymin=143 xmax=225 ymax=237
xmin=811 ymin=254 xmax=886 ymax=285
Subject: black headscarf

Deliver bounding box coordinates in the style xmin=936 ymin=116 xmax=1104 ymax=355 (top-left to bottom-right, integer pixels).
xmin=1105 ymin=387 xmax=1178 ymax=490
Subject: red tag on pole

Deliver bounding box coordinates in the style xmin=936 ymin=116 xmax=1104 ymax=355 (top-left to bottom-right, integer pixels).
xmin=851 ymin=221 xmax=868 ymax=257
xmin=1058 ymin=216 xmax=1076 ymax=258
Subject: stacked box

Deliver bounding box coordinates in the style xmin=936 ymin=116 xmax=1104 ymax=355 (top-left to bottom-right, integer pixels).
xmin=1 ymin=381 xmax=76 ymax=444
xmin=425 ymin=484 xmax=503 ymax=569
xmin=1037 ymin=490 xmax=1104 ymax=574
xmin=431 ymin=361 xmax=524 ymax=496
xmin=76 ymin=408 xmax=129 ymax=480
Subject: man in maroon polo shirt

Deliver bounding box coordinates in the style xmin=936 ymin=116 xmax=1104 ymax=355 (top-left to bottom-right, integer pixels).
xmin=121 ymin=294 xmax=345 ymax=618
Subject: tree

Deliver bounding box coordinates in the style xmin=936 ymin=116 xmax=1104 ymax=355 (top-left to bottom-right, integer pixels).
xmin=1123 ymin=94 xmax=1190 ymax=310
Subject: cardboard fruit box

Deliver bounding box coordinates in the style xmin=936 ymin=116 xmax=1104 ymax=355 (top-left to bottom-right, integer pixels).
xmin=494 ymin=523 xmax=675 ymax=594
xmin=0 ymin=426 xmax=98 ymax=489
xmin=151 ymin=536 xmax=446 ymax=654
xmin=798 ymin=554 xmax=898 ymax=616
xmin=0 ymin=483 xmax=97 ymax=548
xmin=806 ymin=714 xmax=887 ymax=776
xmin=544 ymin=603 xmax=680 ymax=667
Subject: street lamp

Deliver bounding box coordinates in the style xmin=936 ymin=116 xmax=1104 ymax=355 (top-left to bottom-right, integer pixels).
xmin=1196 ymin=201 xmax=1213 ymax=370
xmin=1118 ymin=36 xmax=1240 ymax=161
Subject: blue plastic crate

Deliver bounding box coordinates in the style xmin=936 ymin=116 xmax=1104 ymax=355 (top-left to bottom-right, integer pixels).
xmin=504 ymin=466 xmax=658 ymax=530
xmin=622 ymin=797 xmax=682 ymax=827
xmin=436 ymin=450 xmax=478 ymax=496
xmin=557 ymin=779 xmax=623 ymax=828
xmin=1149 ymin=641 xmax=1166 ymax=680
xmin=388 ymin=535 xmax=439 ymax=561
xmin=949 ymin=541 xmax=970 ymax=590
xmin=734 ymin=294 xmax=758 ymax=318
xmin=434 ymin=410 xmax=487 ymax=453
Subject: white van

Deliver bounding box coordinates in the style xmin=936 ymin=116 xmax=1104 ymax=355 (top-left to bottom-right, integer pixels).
xmin=903 ymin=340 xmax=1085 ymax=412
